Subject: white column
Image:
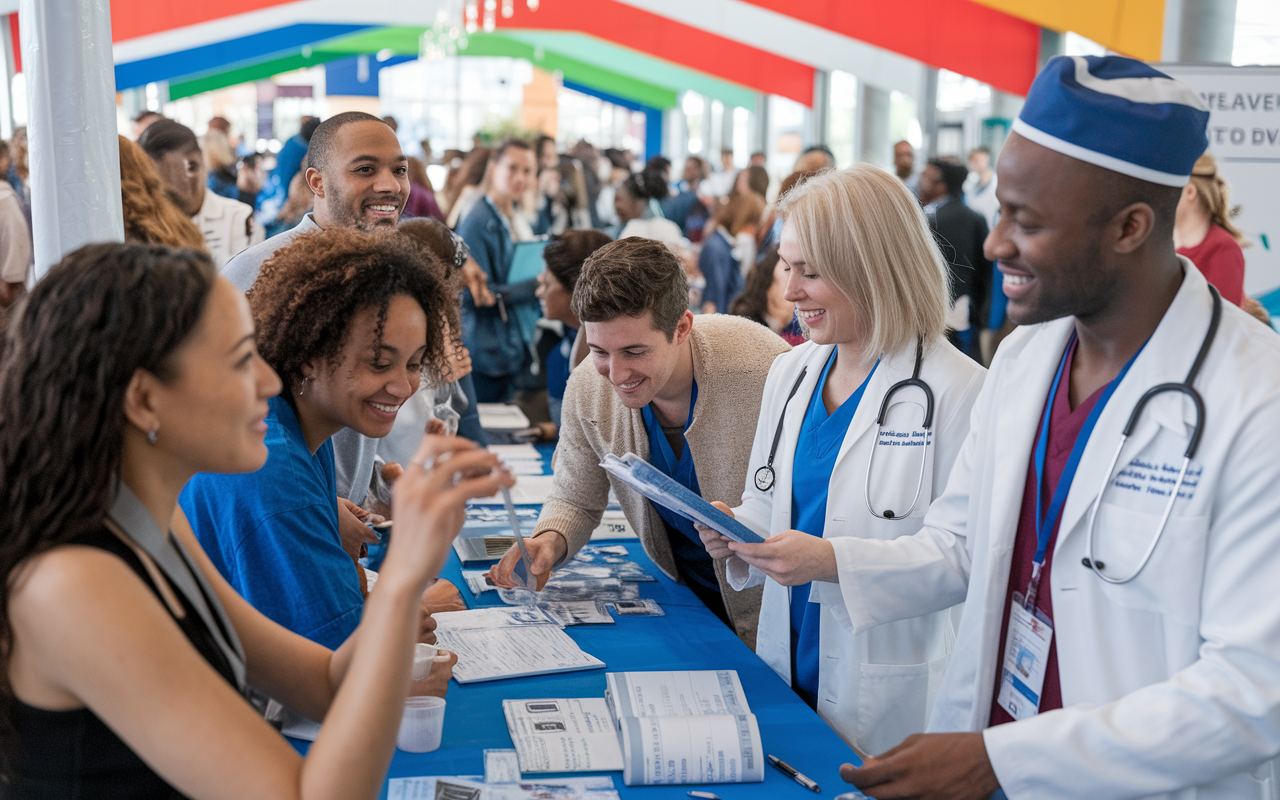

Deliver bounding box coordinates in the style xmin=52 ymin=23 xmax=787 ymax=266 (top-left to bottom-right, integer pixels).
xmin=749 ymin=92 xmax=769 ymax=155
xmin=21 ymin=0 xmax=123 ymax=278
xmin=1162 ymin=0 xmax=1238 ymax=63
xmin=918 ymin=68 xmax=939 ymax=161
xmin=0 ymin=15 xmax=15 ymax=140
xmin=858 ymin=83 xmax=890 ymax=169
xmin=804 ymin=69 xmax=829 ymax=148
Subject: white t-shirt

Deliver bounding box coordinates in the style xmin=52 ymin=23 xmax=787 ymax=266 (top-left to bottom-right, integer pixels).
xmin=963 ymin=172 xmax=999 ymax=230
xmin=0 ymin=182 xmax=31 ymax=285
xmin=195 ymin=190 xmax=263 ymax=269
xmin=618 ymin=217 xmax=687 ymax=250
xmin=702 ymin=169 xmax=738 ymax=199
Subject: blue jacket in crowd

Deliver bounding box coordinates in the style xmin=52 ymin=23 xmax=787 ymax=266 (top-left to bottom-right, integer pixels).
xmin=699 ymin=228 xmax=744 ymax=314
xmin=456 ymin=198 xmax=540 ymax=381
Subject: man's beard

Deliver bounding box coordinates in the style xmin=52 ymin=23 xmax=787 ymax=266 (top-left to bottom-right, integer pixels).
xmin=1006 ymin=249 xmax=1119 ymax=328
xmin=329 ymin=187 xmax=400 ymax=231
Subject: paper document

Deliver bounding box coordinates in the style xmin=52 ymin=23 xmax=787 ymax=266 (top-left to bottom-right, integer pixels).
xmin=590 ymin=509 xmax=636 ymax=540
xmin=484 ymin=749 xmax=522 ymax=784
xmin=432 ymin=607 xmax=604 ymax=683
xmin=538 ymin=600 xmax=615 ymax=626
xmin=604 ymin=671 xmax=763 ymax=787
xmin=507 ymin=461 xmax=546 ymax=475
xmin=389 ymin=775 xmax=618 ymax=800
xmin=488 ymin=443 xmax=542 ymax=461
xmin=471 ymin=474 xmax=555 ymax=506
xmin=462 ymin=569 xmax=498 ymax=594
xmin=599 ymin=454 xmax=765 ymax=545
xmin=605 ymin=670 xmax=750 ymax=722
xmin=478 ymin=403 xmax=532 ymax=430
xmin=503 ymin=698 xmax=625 ymax=773
xmin=619 ymin=714 xmax=763 ymax=786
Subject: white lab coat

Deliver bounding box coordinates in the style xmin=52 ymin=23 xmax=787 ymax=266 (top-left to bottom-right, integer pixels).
xmin=836 ymin=261 xmax=1280 ymax=799
xmin=723 ymin=338 xmax=985 ymax=755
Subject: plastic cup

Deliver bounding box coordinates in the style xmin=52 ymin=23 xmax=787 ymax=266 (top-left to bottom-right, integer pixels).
xmin=412 ymin=643 xmax=438 ymax=680
xmin=397 ymin=696 xmax=446 ymax=752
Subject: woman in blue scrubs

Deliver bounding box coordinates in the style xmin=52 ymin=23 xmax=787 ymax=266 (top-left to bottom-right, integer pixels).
xmin=700 ymin=166 xmax=986 ymax=754
xmin=181 ymin=228 xmax=461 ymax=650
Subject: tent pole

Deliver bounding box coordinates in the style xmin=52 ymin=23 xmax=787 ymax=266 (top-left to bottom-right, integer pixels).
xmin=19 ymin=0 xmax=123 ymax=278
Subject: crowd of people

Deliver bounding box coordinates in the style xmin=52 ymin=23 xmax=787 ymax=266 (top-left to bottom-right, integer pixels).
xmin=1 ymin=54 xmax=1279 ymax=800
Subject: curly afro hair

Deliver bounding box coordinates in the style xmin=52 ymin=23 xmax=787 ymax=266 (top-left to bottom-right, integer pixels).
xmin=248 ymin=228 xmax=460 ymax=395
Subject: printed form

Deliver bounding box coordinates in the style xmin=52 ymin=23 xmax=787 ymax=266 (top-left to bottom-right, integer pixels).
xmin=431 ymin=607 xmax=604 ymax=683
xmin=503 ymin=698 xmax=625 ymax=773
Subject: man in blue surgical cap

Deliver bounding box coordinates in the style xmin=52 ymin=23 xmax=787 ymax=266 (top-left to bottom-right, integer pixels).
xmin=818 ymin=55 xmax=1280 ymax=799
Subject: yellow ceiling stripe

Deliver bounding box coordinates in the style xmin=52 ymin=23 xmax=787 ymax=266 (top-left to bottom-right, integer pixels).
xmin=968 ymin=0 xmax=1165 ymax=60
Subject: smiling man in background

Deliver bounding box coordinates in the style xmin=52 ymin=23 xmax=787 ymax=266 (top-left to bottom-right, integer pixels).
xmin=222 ymin=111 xmax=407 ymax=291
xmin=489 ymin=237 xmax=789 ymax=647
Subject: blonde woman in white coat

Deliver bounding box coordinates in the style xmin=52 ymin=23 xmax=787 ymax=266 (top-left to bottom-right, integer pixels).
xmin=700 ymin=165 xmax=985 ymax=757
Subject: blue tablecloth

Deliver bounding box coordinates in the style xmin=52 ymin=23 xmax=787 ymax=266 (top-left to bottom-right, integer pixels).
xmin=294 ymin=440 xmax=861 ymax=798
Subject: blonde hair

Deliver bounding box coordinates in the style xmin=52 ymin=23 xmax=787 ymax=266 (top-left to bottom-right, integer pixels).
xmin=202 ymin=129 xmax=237 ymax=171
xmin=777 ymin=164 xmax=948 ymax=365
xmin=117 ymin=135 xmax=207 ymax=251
xmin=1189 ymin=153 xmax=1249 ymax=246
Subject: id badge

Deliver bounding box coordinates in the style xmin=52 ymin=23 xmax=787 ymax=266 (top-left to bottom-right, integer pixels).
xmin=995 ymin=592 xmax=1053 ymax=721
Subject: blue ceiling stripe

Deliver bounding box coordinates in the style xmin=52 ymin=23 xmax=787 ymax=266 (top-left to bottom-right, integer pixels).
xmin=562 ymin=79 xmax=650 ymax=114
xmin=562 ymin=80 xmax=661 ymax=161
xmin=115 ymin=23 xmax=376 ymax=90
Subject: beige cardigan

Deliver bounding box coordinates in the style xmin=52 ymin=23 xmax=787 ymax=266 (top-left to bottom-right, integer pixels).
xmin=533 ymin=314 xmax=791 ymax=648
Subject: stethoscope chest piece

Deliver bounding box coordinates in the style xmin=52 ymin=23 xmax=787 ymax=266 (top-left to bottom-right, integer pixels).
xmin=754 ymin=466 xmax=776 ymax=492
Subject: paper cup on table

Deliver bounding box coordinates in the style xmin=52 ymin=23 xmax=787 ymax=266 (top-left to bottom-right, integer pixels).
xmin=412 ymin=643 xmax=438 ymax=680
xmin=397 ymin=696 xmax=446 ymax=752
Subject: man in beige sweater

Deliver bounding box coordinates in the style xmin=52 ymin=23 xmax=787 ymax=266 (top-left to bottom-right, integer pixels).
xmin=491 ymin=237 xmax=789 ymax=647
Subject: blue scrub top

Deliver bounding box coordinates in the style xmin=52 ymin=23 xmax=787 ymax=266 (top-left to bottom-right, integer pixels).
xmin=180 ymin=396 xmax=364 ymax=650
xmin=546 ymin=326 xmax=576 ymax=427
xmin=789 ymin=351 xmax=877 ymax=705
xmin=640 ymin=381 xmax=718 ymax=590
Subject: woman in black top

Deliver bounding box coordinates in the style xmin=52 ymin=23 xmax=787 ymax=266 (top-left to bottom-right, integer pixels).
xmin=0 ymin=243 xmax=512 ymax=798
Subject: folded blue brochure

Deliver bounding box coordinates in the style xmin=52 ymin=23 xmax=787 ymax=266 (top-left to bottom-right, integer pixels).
xmin=599 ymin=454 xmax=766 ymax=545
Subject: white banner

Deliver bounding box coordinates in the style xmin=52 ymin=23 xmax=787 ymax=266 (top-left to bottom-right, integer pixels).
xmin=1159 ymin=64 xmax=1280 ymax=297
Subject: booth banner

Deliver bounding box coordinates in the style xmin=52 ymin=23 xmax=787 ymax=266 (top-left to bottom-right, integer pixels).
xmin=1160 ymin=64 xmax=1280 ymax=298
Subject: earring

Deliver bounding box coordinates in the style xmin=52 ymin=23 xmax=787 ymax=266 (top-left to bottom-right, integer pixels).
xmin=298 ymin=377 xmax=309 ymax=396
xmin=147 ymin=428 xmax=158 ymax=445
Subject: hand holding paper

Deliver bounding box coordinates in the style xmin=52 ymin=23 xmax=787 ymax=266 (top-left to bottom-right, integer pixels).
xmin=600 ymin=454 xmax=765 ymax=545
xmin=696 ymin=501 xmax=738 ymax=560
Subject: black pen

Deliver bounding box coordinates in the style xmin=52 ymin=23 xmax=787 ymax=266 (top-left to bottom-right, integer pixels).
xmin=768 ymin=754 xmax=820 ymax=793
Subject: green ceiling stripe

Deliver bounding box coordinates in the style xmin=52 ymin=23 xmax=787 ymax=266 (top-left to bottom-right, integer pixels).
xmin=169 ymin=51 xmax=345 ymax=98
xmin=169 ymin=26 xmax=685 ymax=109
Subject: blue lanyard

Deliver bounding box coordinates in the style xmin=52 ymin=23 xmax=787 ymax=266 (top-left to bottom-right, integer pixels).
xmin=1026 ymin=332 xmax=1146 ymax=608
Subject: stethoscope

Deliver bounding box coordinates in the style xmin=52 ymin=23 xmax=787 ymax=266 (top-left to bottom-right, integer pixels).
xmin=753 ymin=338 xmax=936 ymax=523
xmin=1083 ymin=284 xmax=1221 ymax=584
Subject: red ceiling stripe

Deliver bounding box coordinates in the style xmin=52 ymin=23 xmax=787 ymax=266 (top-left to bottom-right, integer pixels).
xmin=109 ymin=0 xmax=298 ymax=43
xmin=497 ymin=0 xmax=814 ymax=106
xmin=738 ymin=0 xmax=1039 ymax=96
xmin=9 ymin=14 xmax=18 ymax=74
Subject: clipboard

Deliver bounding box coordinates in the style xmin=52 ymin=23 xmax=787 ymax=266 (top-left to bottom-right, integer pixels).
xmin=508 ymin=239 xmax=549 ymax=284
xmin=599 ymin=454 xmax=766 ymax=545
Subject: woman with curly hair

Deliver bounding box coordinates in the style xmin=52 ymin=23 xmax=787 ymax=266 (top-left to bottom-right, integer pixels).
xmin=180 ymin=227 xmax=465 ymax=652
xmin=0 ymin=241 xmax=509 ymax=797
xmin=117 ymin=134 xmax=207 ymax=250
